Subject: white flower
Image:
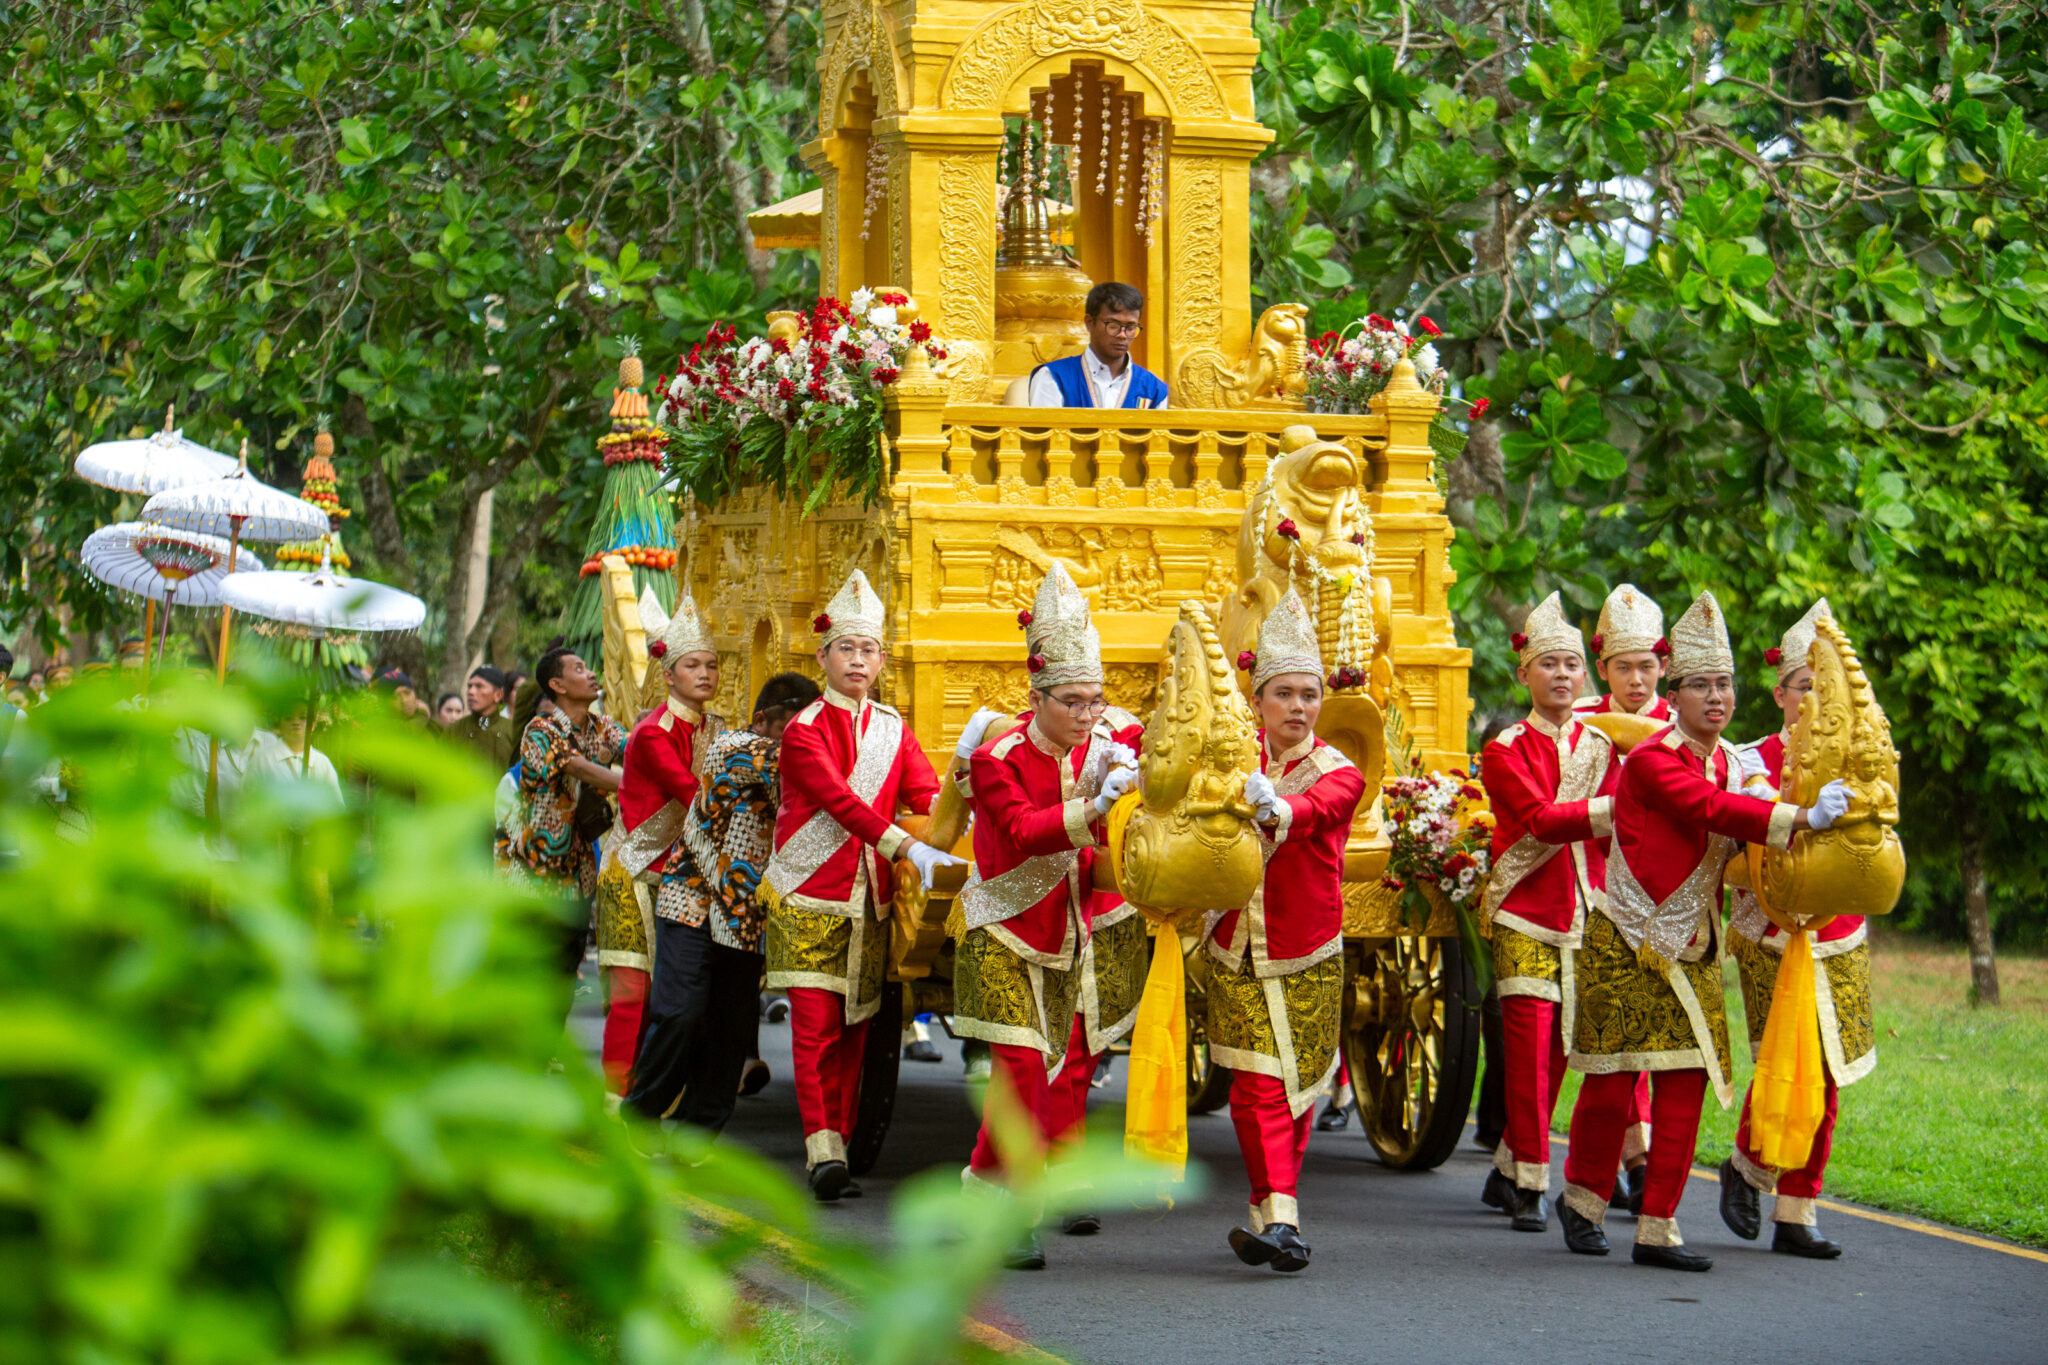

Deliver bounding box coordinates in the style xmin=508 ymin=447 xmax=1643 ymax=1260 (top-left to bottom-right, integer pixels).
xmin=1414 ymin=343 xmax=1440 ymax=374
xmin=868 ymin=305 xmax=898 ymax=329
xmin=849 ymin=288 xmax=875 ymax=312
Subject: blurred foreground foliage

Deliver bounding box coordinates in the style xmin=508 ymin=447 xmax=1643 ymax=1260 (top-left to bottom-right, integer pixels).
xmin=0 ymin=673 xmax=1155 ymax=1363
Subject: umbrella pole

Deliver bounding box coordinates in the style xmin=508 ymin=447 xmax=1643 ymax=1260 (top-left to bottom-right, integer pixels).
xmin=305 ymin=637 xmax=321 ymax=776
xmin=206 ymin=516 xmax=244 ymax=822
xmin=156 ymin=585 xmax=177 ymax=674
xmin=141 ymin=598 xmax=156 ymax=692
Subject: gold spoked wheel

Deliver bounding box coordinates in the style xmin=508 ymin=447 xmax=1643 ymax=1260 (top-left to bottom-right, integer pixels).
xmin=1341 ymin=933 xmax=1480 ymax=1170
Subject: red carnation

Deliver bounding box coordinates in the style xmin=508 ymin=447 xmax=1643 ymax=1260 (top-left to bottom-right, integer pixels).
xmin=1237 ymin=651 xmax=1256 ymax=672
xmin=1462 ymin=784 xmax=1483 ymax=800
xmin=1327 ymin=672 xmax=1344 ymax=689
xmin=1027 ymin=652 xmax=1047 ymax=673
xmin=1368 ymin=314 xmax=1392 ymax=332
xmin=813 ymin=613 xmax=831 ymax=634
xmin=1653 ymin=638 xmax=1672 ymax=658
xmin=1765 ymin=647 xmax=1783 ymax=665
xmin=769 ymin=336 xmax=790 ymax=355
xmin=776 ymin=378 xmax=797 ymax=400
xmin=908 ymin=320 xmax=932 ymax=342
xmin=1512 ymin=632 xmax=1529 ymax=651
xmin=1590 ymin=633 xmax=1605 ymax=654
xmin=873 ymin=367 xmax=900 ymax=386
xmin=1017 ymin=610 xmax=1033 ymax=627
xmin=647 ymin=641 xmax=668 ymax=660
xmin=1416 ymin=315 xmax=1442 ymax=337
xmin=880 ymin=290 xmax=908 ymax=306
xmin=1276 ymin=518 xmax=1300 ymax=540
xmin=1350 ymin=532 xmax=1366 ymax=546
xmin=1469 ymin=397 xmax=1491 ymax=420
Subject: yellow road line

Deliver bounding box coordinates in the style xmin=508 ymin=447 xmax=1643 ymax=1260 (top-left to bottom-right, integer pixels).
xmin=1683 ymin=1166 xmax=2048 ymax=1265
xmin=675 ymin=1192 xmax=1074 ymax=1361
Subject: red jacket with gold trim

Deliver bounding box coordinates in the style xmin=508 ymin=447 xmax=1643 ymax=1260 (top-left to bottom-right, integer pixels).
xmin=1480 ymin=713 xmax=1619 ymax=942
xmin=768 ymin=689 xmax=940 ymax=916
xmin=1732 ymin=730 xmax=1864 ymax=948
xmin=961 ymin=719 xmax=1109 ymax=967
xmin=617 ymin=698 xmax=706 ymax=876
xmin=1208 ymin=733 xmax=1365 ymax=977
xmin=1616 ymin=727 xmax=1795 ymax=906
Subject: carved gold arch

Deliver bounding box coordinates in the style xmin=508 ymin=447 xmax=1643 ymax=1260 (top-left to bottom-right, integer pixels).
xmin=820 ymin=0 xmax=902 ymax=134
xmin=941 ymin=0 xmax=1228 ymax=119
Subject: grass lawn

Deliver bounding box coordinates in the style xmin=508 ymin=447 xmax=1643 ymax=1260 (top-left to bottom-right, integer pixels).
xmin=1551 ymin=927 xmax=2048 ymax=1247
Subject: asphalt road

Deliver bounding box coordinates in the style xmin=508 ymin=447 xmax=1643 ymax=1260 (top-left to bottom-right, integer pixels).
xmin=570 ymin=971 xmax=2048 ymax=1364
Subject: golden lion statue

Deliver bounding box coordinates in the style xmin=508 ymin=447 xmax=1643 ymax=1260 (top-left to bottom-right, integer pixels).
xmin=1752 ymin=616 xmax=1905 ymax=926
xmin=1109 ymin=599 xmax=1264 ymax=920
xmin=1217 ymin=425 xmax=1393 ymax=710
xmin=1175 ymin=303 xmax=1311 ymax=409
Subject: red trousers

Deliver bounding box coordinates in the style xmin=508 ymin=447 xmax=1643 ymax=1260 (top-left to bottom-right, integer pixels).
xmin=1624 ymin=1072 xmax=1653 ymax=1162
xmin=969 ymin=1041 xmax=1055 ymax=1179
xmin=1044 ymin=1014 xmax=1094 ymax=1151
xmin=1736 ymin=1073 xmax=1840 ymax=1202
xmin=787 ymin=986 xmax=870 ymax=1167
xmin=1498 ymin=994 xmax=1567 ymax=1189
xmin=600 ymin=966 xmax=649 ymax=1095
xmin=1230 ymin=1070 xmax=1314 ymax=1228
xmin=1563 ymin=1068 xmax=1706 ymax=1221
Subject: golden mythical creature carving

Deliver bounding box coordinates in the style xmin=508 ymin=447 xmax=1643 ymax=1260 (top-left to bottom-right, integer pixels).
xmin=1751 ymin=616 xmax=1905 ymax=926
xmin=1174 ymin=303 xmax=1311 ymax=409
xmin=1110 ymin=599 xmax=1264 ymax=919
xmin=1218 ymin=425 xmax=1393 ymax=709
xmin=599 ymin=557 xmax=668 ymax=721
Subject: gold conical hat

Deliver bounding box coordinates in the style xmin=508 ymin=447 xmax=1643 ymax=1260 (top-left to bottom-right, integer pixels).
xmin=1773 ymin=597 xmax=1832 ymax=683
xmin=654 ymin=590 xmax=714 ymax=663
xmin=816 ymin=568 xmax=887 ymax=649
xmin=1251 ymin=588 xmax=1323 ymax=692
xmin=1667 ymin=591 xmax=1735 ymax=681
xmin=1517 ymin=590 xmax=1585 ymax=667
xmin=1595 ymin=582 xmax=1665 ymax=659
xmin=1025 ymin=562 xmax=1102 ymax=689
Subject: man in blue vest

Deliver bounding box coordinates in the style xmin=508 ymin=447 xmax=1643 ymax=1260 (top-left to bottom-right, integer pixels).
xmin=1026 ymin=282 xmax=1171 ymax=409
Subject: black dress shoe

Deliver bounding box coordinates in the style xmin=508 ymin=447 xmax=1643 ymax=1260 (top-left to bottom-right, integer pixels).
xmin=1626 ymin=1163 xmax=1647 ymax=1216
xmin=1004 ymin=1228 xmax=1046 ymax=1270
xmin=1228 ymin=1224 xmax=1280 ymax=1267
xmin=903 ymin=1039 xmax=943 ymax=1063
xmin=1267 ymin=1223 xmax=1311 ymax=1273
xmin=1633 ymin=1241 xmax=1713 ymax=1271
xmin=739 ymin=1059 xmax=771 ymax=1096
xmin=809 ymin=1160 xmax=851 ymax=1202
xmin=1610 ymin=1169 xmax=1631 ymax=1210
xmin=1560 ymin=1203 xmax=1610 ymax=1255
xmin=1511 ymin=1188 xmax=1549 ymax=1233
xmin=1316 ymin=1101 xmax=1350 ymax=1132
xmin=840 ymin=1178 xmax=862 ymax=1199
xmin=1481 ymin=1168 xmax=1515 ymax=1214
xmin=1718 ymin=1156 xmax=1761 ymax=1241
xmin=1772 ymin=1223 xmax=1843 ymax=1259
xmin=1062 ymin=1211 xmax=1101 ymax=1235
xmin=763 ymin=996 xmax=789 ymax=1023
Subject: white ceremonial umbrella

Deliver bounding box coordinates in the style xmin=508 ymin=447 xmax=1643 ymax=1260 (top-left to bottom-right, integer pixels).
xmin=74 ymin=405 xmax=238 ymax=497
xmin=80 ymin=522 xmax=267 ymax=679
xmin=220 ymin=547 xmax=426 ymax=773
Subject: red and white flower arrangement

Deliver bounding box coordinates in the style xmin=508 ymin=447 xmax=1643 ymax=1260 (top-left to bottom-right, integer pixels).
xmin=1380 ymin=757 xmax=1494 ymax=910
xmin=1303 ymin=314 xmax=1450 ymax=413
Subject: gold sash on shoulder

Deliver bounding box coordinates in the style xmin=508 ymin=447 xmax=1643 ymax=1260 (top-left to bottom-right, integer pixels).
xmin=764 ymin=706 xmax=901 ymax=905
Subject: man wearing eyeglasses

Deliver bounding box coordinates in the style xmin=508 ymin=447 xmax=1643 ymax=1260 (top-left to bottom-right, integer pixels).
xmin=1556 ymin=592 xmax=1851 ymax=1272
xmin=953 ymin=564 xmax=1138 ymax=1270
xmin=1025 ymin=281 xmax=1171 ymax=410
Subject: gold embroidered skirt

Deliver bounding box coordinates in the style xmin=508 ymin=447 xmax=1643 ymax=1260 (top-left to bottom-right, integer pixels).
xmin=764 ymin=900 xmax=889 ymax=1025
xmin=1493 ymin=924 xmax=1566 ymax=1001
xmin=1731 ymin=932 xmax=1876 ymax=1086
xmin=1205 ymin=952 xmax=1343 ymax=1118
xmin=953 ymin=926 xmax=1081 ymax=1063
xmin=594 ymin=858 xmax=652 ymax=973
xmin=1078 ymin=913 xmax=1148 ymax=1052
xmin=1569 ymin=909 xmax=1734 ymax=1106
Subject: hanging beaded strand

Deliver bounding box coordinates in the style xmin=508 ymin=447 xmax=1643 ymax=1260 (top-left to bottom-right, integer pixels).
xmin=859 ymin=136 xmax=885 ymax=241
xmin=1135 ymin=122 xmax=1154 ymax=246
xmin=1097 ymin=78 xmax=1112 ymax=196
xmin=1145 ymin=124 xmax=1164 ymax=239
xmin=1114 ymin=95 xmax=1130 ymax=208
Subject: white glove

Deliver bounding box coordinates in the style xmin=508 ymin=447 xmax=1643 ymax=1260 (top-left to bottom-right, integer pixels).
xmin=1101 ymin=741 xmax=1138 ymax=772
xmin=1806 ymin=778 xmax=1851 ymax=831
xmin=956 ymin=707 xmax=1010 ymax=760
xmin=1093 ymin=763 xmax=1138 ymax=817
xmin=904 ymin=839 xmax=966 ymax=890
xmin=1244 ymin=770 xmax=1282 ymax=824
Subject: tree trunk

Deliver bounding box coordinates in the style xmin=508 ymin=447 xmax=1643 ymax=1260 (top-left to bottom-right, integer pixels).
xmin=1957 ymin=793 xmax=2001 ymax=1007
xmin=672 ymin=0 xmax=774 ymax=290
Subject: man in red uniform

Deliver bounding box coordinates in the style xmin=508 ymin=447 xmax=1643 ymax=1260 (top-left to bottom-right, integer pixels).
xmin=1569 ymin=581 xmax=1671 ymax=1205
xmin=607 ymin=592 xmax=723 ymax=1099
xmin=1211 ymin=590 xmax=1365 ymax=1273
xmin=762 ymin=569 xmax=959 ymax=1200
xmin=1558 ymin=592 xmax=1850 ymax=1270
xmin=1720 ymin=597 xmax=1873 ymax=1259
xmin=955 ymin=564 xmax=1137 ymax=1269
xmin=1477 ymin=593 xmax=1618 ymax=1234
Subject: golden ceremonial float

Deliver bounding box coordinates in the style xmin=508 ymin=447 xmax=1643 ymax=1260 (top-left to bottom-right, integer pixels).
xmin=603 ymin=0 xmax=1481 ymax=1172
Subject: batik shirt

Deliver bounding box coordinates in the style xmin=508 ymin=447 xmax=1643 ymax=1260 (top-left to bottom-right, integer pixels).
xmin=658 ymin=726 xmax=780 ymax=952
xmin=507 ymin=709 xmax=627 ymax=898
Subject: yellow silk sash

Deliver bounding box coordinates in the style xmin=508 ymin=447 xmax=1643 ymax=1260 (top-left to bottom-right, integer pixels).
xmin=1745 ymin=844 xmax=1828 ymax=1168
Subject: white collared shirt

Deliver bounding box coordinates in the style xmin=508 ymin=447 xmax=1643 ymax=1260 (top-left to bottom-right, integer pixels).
xmin=1026 ymin=348 xmax=1168 ymax=410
